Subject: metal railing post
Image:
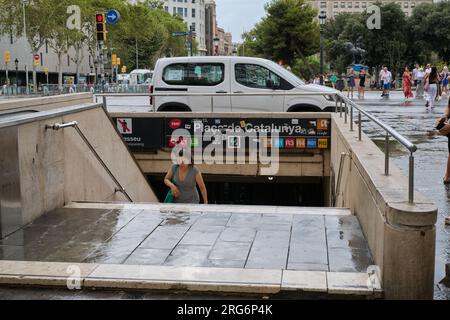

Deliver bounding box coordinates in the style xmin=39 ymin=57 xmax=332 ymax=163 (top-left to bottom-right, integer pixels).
xmin=211 ymin=96 xmax=214 ymax=112
xmin=358 ymin=112 xmax=362 ymax=141
xmin=344 ymin=101 xmax=348 ymax=124
xmin=340 ymin=99 xmax=343 ymax=118
xmin=102 ymin=96 xmax=107 ymax=108
xmin=350 ymin=105 xmax=354 ymax=131
xmin=335 ymin=96 xmax=338 ymax=114
xmin=385 ymin=132 xmax=389 ymax=176
xmin=409 ymin=152 xmax=414 ymax=204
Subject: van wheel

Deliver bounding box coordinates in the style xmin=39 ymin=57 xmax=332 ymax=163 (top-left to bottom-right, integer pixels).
xmin=158 ymin=103 xmax=192 ymax=112
xmin=287 ymin=104 xmax=321 ymax=112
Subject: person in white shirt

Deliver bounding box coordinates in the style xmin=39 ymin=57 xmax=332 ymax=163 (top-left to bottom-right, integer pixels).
xmin=380 ymin=66 xmax=392 ymax=97
xmin=415 ymin=67 xmax=425 ymax=99
xmin=412 ymin=63 xmax=419 ymax=87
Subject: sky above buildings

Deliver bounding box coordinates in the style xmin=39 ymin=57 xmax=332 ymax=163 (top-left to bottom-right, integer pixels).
xmin=216 ymin=0 xmax=269 ymax=42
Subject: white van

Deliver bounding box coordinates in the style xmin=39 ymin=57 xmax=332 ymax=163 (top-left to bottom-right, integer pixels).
xmin=130 ymin=69 xmax=153 ymax=85
xmin=151 ymin=56 xmax=338 ymax=112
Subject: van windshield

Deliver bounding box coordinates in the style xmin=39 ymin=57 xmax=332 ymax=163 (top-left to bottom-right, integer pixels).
xmin=266 ymin=61 xmax=305 ymax=86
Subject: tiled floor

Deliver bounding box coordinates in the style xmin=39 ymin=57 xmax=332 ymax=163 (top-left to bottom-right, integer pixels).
xmin=0 ymin=207 xmax=374 ymax=272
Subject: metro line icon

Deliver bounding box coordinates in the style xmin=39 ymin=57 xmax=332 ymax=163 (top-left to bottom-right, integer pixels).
xmin=117 ymin=118 xmax=132 ymax=135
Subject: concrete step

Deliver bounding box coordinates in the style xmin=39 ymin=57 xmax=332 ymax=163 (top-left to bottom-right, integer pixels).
xmin=0 ymin=260 xmax=382 ymax=299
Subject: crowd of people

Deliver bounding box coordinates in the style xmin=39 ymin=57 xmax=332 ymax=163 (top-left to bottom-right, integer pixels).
xmin=310 ymin=64 xmax=450 ymax=109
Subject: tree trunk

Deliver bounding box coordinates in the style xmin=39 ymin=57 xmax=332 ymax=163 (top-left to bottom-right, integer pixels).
xmin=32 ymin=62 xmax=37 ymax=93
xmin=296 ymin=49 xmax=315 ymax=79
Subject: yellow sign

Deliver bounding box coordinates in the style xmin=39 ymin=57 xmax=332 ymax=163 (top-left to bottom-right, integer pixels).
xmin=5 ymin=51 xmax=10 ymax=63
xmin=121 ymin=66 xmax=127 ymax=73
xmin=117 ymin=57 xmax=121 ymax=66
xmin=317 ymin=119 xmax=329 ymax=130
xmin=44 ymin=67 xmax=48 ymax=75
xmin=318 ymin=138 xmax=328 ymax=149
xmin=111 ymin=54 xmax=117 ymax=66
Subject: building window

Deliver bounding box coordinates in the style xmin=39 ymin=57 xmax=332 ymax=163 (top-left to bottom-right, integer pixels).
xmin=362 ymin=2 xmax=367 ymax=8
xmin=164 ymin=6 xmax=168 ymax=12
xmin=173 ymin=7 xmax=176 ymax=15
xmin=191 ymin=22 xmax=196 ymax=31
xmin=341 ymin=2 xmax=345 ymax=8
xmin=411 ymin=2 xmax=415 ymax=8
xmin=348 ymin=2 xmax=352 ymax=8
xmin=192 ymin=8 xmax=196 ymax=18
xmin=177 ymin=7 xmax=183 ymax=17
xmin=355 ymin=2 xmax=359 ymax=8
xmin=334 ymin=2 xmax=338 ymax=8
xmin=184 ymin=7 xmax=187 ymax=17
xmin=320 ymin=1 xmax=326 ymax=8
xmin=404 ymin=2 xmax=409 ymax=8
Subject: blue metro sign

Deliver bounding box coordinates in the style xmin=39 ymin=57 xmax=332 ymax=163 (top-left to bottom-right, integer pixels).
xmin=106 ymin=9 xmax=121 ymax=24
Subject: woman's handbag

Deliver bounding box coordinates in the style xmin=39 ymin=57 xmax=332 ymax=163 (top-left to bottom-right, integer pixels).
xmin=164 ymin=166 xmax=178 ymax=203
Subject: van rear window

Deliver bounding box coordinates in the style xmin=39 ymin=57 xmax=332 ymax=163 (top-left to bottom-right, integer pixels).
xmin=162 ymin=63 xmax=224 ymax=86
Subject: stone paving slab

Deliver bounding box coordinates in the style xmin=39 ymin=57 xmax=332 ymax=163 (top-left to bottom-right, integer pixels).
xmin=0 ymin=205 xmax=373 ymax=275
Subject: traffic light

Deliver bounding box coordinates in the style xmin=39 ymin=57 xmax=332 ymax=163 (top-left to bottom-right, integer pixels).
xmin=96 ymin=13 xmax=106 ymax=42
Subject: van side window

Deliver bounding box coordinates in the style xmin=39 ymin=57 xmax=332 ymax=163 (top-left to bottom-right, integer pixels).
xmin=163 ymin=63 xmax=224 ymax=86
xmin=235 ymin=64 xmax=282 ymax=89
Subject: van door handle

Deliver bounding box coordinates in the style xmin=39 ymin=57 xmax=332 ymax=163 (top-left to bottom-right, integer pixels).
xmin=216 ymin=90 xmax=227 ymax=93
xmin=233 ymin=91 xmax=244 ymax=94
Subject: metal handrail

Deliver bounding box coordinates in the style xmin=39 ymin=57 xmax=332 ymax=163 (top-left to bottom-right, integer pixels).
xmin=335 ymin=152 xmax=350 ymax=207
xmin=96 ymin=90 xmax=417 ymax=203
xmin=45 ymin=121 xmax=133 ymax=202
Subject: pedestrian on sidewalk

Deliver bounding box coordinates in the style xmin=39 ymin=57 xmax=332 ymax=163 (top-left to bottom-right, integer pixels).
xmin=416 ymin=67 xmax=425 ymax=99
xmin=330 ymin=73 xmax=337 ymax=89
xmin=424 ymin=66 xmax=439 ymax=108
xmin=440 ymin=66 xmax=449 ymax=96
xmin=358 ymin=69 xmax=366 ymax=99
xmin=402 ymin=66 xmax=414 ymax=100
xmin=412 ymin=63 xmax=420 ymax=87
xmin=346 ymin=67 xmax=355 ymax=99
xmin=380 ymin=66 xmax=392 ymax=97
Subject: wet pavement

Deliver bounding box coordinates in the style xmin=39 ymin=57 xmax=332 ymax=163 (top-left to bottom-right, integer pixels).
xmin=350 ymin=90 xmax=450 ymax=300
xmin=0 ymin=207 xmax=373 ymax=274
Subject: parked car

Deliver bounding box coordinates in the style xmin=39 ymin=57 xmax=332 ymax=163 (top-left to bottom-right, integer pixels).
xmin=150 ymin=56 xmax=338 ymax=112
xmin=130 ymin=69 xmax=153 ymax=86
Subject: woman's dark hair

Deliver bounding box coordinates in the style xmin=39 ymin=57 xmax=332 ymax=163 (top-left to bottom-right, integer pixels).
xmin=430 ymin=67 xmax=438 ymax=81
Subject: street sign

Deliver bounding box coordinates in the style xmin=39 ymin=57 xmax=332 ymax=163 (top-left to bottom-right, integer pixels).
xmin=112 ymin=54 xmax=117 ymax=66
xmin=117 ymin=57 xmax=121 ymax=66
xmin=4 ymin=51 xmax=10 ymax=63
xmin=106 ymin=9 xmax=120 ymax=24
xmin=121 ymin=66 xmax=127 ymax=73
xmin=172 ymin=32 xmax=190 ymax=37
xmin=34 ymin=54 xmax=39 ymax=66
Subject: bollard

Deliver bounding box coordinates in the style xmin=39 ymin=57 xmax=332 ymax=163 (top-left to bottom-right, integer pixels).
xmin=344 ymin=102 xmax=348 ymax=124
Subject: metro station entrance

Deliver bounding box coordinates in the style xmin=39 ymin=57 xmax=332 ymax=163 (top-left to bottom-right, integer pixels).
xmin=147 ymin=175 xmax=325 ymax=206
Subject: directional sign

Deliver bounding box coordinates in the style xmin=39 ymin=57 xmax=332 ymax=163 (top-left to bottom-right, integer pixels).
xmin=106 ymin=9 xmax=120 ymax=24
xmin=172 ymin=32 xmax=190 ymax=37
xmin=121 ymin=66 xmax=127 ymax=73
xmin=117 ymin=57 xmax=121 ymax=66
xmin=4 ymin=51 xmax=10 ymax=63
xmin=111 ymin=54 xmax=117 ymax=66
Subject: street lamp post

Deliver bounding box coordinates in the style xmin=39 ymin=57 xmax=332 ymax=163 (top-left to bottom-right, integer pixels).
xmin=213 ymin=37 xmax=219 ymax=56
xmin=319 ymin=11 xmax=327 ymax=86
xmin=15 ymin=59 xmax=19 ymax=86
xmin=22 ymin=0 xmax=29 ymax=94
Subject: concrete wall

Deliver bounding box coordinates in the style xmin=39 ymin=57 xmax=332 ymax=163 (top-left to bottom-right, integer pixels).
xmin=0 ymin=93 xmax=93 ymax=115
xmin=330 ymin=114 xmax=437 ymax=299
xmin=0 ymin=104 xmax=157 ymax=237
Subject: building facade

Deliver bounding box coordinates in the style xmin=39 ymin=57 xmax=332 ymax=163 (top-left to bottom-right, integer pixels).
xmin=307 ymin=0 xmax=433 ymax=17
xmin=205 ymin=0 xmax=217 ymax=56
xmin=163 ymin=0 xmax=208 ymax=55
xmin=0 ymin=35 xmax=92 ymax=87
